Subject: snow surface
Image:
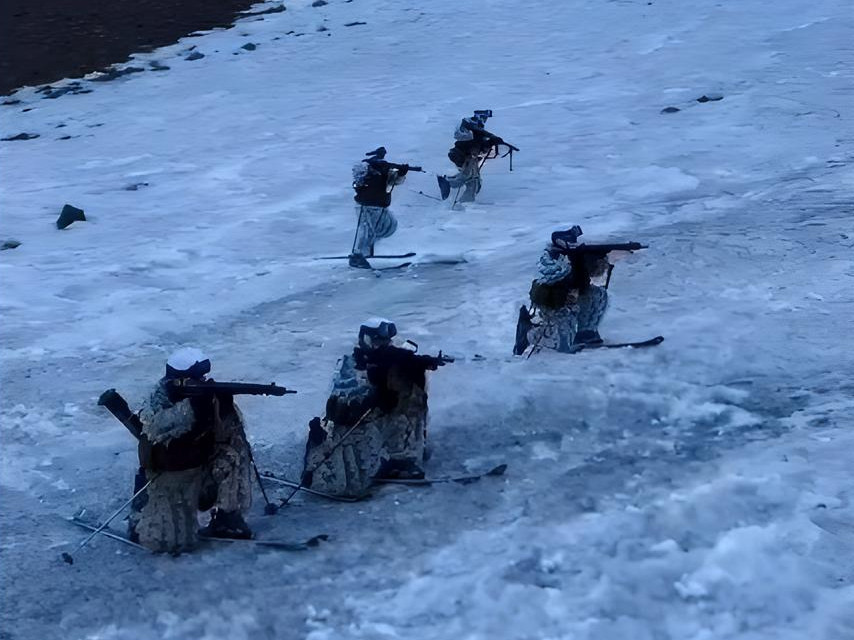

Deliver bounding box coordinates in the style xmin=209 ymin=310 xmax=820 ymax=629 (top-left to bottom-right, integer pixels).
xmin=1 ymin=0 xmax=854 ymax=638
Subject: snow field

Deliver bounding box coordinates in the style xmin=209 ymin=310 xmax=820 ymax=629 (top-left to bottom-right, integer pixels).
xmin=1 ymin=0 xmax=853 ymax=638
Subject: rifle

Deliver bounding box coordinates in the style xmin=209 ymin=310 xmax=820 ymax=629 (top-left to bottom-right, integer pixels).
xmin=98 ymin=381 xmax=295 ymax=440
xmin=549 ymin=226 xmax=647 ymax=289
xmin=165 ymin=379 xmax=296 ymax=399
xmin=98 ymin=389 xmax=143 ymax=439
xmin=355 ymin=344 xmax=454 ymax=374
xmin=363 ymin=158 xmax=424 ymax=174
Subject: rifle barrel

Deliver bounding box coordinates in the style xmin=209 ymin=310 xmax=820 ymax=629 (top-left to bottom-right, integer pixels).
xmin=168 ymin=380 xmax=296 ymax=397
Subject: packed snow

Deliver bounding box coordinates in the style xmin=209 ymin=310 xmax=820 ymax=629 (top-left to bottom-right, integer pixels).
xmin=1 ymin=0 xmax=853 ymax=638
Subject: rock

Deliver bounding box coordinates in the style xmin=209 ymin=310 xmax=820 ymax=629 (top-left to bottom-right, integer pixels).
xmin=2 ymin=133 xmax=39 ymax=141
xmin=697 ymin=93 xmax=724 ymax=103
xmin=2 ymin=99 xmax=22 ymax=106
xmin=312 ymin=0 xmax=328 ymax=5
xmin=241 ymin=42 xmax=257 ymax=50
xmin=317 ymin=25 xmax=329 ymax=32
xmin=186 ymin=51 xmax=205 ymax=61
xmin=1 ymin=240 xmax=21 ymax=251
xmin=660 ymin=106 xmax=680 ymax=114
xmin=150 ymin=61 xmax=171 ymax=71
xmin=91 ymin=66 xmax=145 ymax=82
xmin=247 ymin=3 xmax=286 ymax=16
xmin=344 ymin=21 xmax=367 ymax=27
xmin=124 ymin=182 xmax=149 ymax=191
xmin=43 ymin=87 xmax=73 ymax=99
xmin=56 ymin=204 xmax=86 ymax=230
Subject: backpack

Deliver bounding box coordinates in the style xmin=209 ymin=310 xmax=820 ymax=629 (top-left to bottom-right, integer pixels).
xmin=529 ymin=278 xmax=572 ymax=309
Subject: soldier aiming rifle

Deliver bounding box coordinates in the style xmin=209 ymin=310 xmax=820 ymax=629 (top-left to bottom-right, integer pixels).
xmin=438 ymin=110 xmax=518 ymax=204
xmin=350 ymin=146 xmax=424 ymax=269
xmin=301 ymin=319 xmax=452 ymax=498
xmin=515 ymin=225 xmax=648 ymax=355
xmin=98 ymin=348 xmax=295 ymax=553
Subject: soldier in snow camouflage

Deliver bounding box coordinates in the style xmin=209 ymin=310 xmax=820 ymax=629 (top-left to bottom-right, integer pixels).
xmin=301 ymin=320 xmax=448 ymax=498
xmin=128 ymin=348 xmax=253 ymax=553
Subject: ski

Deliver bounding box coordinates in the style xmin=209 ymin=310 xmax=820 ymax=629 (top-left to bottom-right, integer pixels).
xmin=259 ymin=472 xmax=363 ymax=503
xmin=199 ymin=534 xmax=327 ymax=551
xmin=371 ymin=262 xmax=412 ymax=272
xmin=317 ymin=252 xmax=416 ymax=260
xmin=68 ymin=517 xmax=326 ymax=553
xmin=373 ymin=463 xmax=507 ymax=486
xmin=571 ymin=335 xmax=664 ymax=352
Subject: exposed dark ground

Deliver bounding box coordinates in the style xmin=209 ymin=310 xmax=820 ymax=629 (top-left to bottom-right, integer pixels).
xmin=0 ymin=0 xmax=262 ymax=95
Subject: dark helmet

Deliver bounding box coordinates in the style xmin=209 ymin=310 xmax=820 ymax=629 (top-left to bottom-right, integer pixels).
xmin=364 ymin=146 xmax=387 ymax=160
xmin=165 ymin=347 xmax=211 ymax=380
xmin=357 ymin=318 xmax=397 ymax=350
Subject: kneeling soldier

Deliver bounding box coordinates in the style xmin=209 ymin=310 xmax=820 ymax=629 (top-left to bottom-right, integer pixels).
xmin=302 ymin=320 xmax=451 ymax=498
xmin=129 ymin=348 xmax=253 ymax=552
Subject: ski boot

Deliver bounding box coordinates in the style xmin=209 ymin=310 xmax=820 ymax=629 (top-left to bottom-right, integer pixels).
xmin=573 ymin=330 xmax=604 ymax=346
xmin=377 ymin=458 xmax=426 ymax=481
xmin=200 ymin=509 xmax=253 ymax=540
xmin=437 ymin=175 xmax=451 ymax=200
xmin=348 ymin=253 xmax=372 ymax=269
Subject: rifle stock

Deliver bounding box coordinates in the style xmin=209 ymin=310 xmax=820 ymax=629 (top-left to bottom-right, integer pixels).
xmin=98 ymin=389 xmax=142 ymax=439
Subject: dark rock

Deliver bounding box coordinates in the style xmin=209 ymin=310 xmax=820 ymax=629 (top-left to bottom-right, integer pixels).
xmin=124 ymin=182 xmax=149 ymax=191
xmin=241 ymin=42 xmax=257 ymax=50
xmin=2 ymin=99 xmax=22 ymax=106
xmin=247 ymin=4 xmax=286 ymax=16
xmin=91 ymin=66 xmax=145 ymax=82
xmin=1 ymin=240 xmax=21 ymax=251
xmin=344 ymin=21 xmax=367 ymax=27
xmin=2 ymin=132 xmax=39 ymax=141
xmin=44 ymin=87 xmax=73 ymax=99
xmin=150 ymin=61 xmax=171 ymax=71
xmin=660 ymin=106 xmax=680 ymax=114
xmin=56 ymin=204 xmax=86 ymax=229
xmin=317 ymin=25 xmax=329 ymax=32
xmin=697 ymin=93 xmax=724 ymax=103
xmin=186 ymin=51 xmax=205 ymax=61
xmin=58 ymin=135 xmax=73 ymax=140
xmin=56 ymin=123 xmax=66 ymax=128
xmin=312 ymin=0 xmax=327 ymax=5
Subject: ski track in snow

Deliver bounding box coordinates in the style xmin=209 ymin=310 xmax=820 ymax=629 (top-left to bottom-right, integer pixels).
xmin=1 ymin=0 xmax=854 ymax=638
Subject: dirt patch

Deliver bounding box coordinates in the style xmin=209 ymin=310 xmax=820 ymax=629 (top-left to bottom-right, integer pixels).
xmin=0 ymin=0 xmax=266 ymax=95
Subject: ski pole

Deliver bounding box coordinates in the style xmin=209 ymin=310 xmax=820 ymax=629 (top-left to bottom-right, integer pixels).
xmin=62 ymin=474 xmax=158 ymax=565
xmin=604 ymin=264 xmax=615 ymax=289
xmin=246 ymin=443 xmax=278 ymax=515
xmin=407 ymin=188 xmax=442 ymax=201
xmin=280 ymin=408 xmax=374 ymax=506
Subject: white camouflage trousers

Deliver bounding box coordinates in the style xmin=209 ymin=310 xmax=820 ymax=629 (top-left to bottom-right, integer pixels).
xmin=529 ymin=285 xmax=609 ymax=352
xmin=352 ymin=205 xmax=398 ymax=256
xmin=304 ymin=390 xmax=428 ymax=498
xmin=445 ymin=157 xmax=482 ymax=203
